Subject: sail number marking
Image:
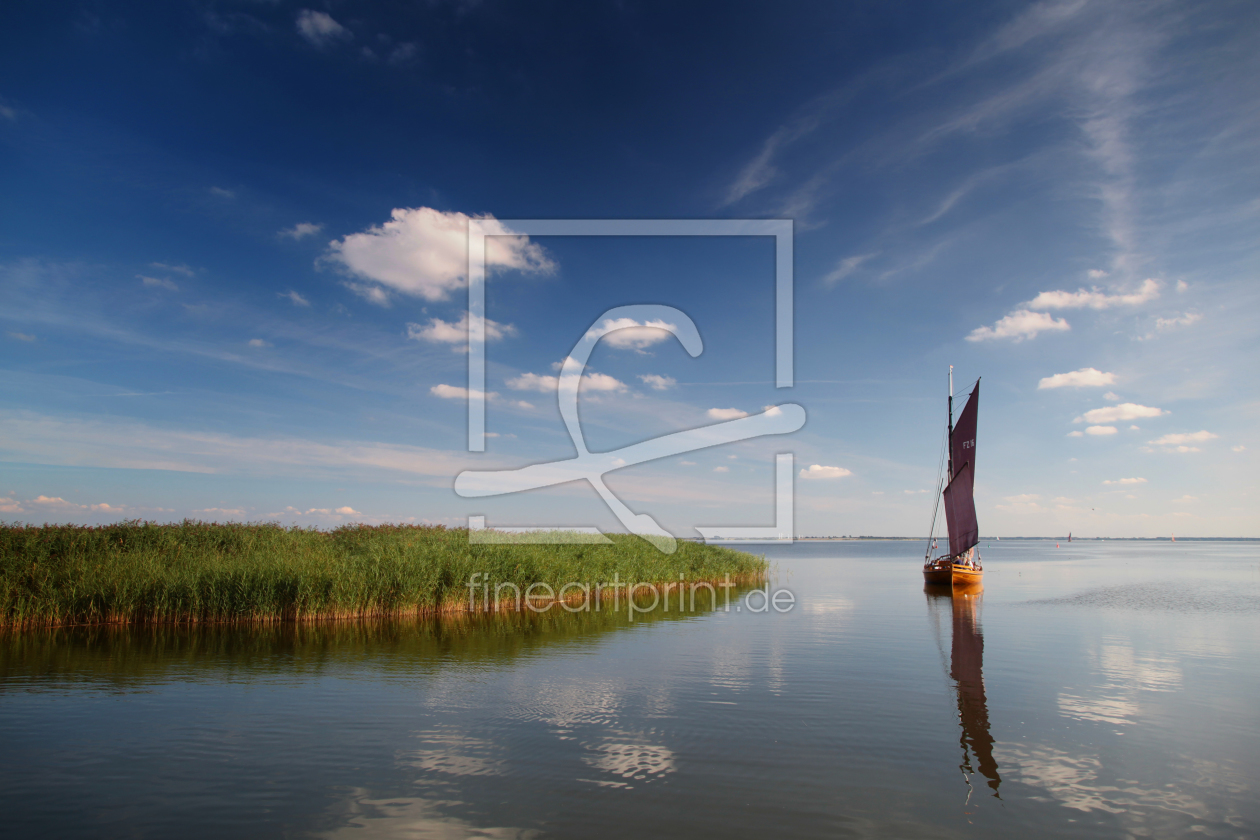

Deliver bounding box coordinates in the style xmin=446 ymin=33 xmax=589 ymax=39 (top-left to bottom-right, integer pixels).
xmin=961 ymin=439 xmax=975 ymax=449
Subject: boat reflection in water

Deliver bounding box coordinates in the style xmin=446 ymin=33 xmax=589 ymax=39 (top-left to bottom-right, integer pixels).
xmin=926 ymin=583 xmax=1001 ymax=799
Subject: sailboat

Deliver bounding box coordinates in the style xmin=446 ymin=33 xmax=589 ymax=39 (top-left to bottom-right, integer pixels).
xmin=924 ymin=368 xmax=982 ymax=586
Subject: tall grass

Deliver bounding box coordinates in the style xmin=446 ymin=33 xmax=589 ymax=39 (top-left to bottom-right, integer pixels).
xmin=0 ymin=521 xmax=766 ymax=628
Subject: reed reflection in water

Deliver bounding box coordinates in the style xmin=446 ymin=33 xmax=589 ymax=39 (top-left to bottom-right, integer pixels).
xmin=927 ymin=584 xmax=1001 ymax=799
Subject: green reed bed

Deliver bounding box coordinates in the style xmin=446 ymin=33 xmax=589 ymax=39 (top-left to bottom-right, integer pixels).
xmin=0 ymin=521 xmax=766 ymax=628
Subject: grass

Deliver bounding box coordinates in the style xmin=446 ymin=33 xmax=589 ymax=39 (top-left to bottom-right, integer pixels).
xmin=0 ymin=520 xmax=767 ymax=629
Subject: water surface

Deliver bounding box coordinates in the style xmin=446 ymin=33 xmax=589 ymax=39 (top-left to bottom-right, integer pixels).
xmin=3 ymin=540 xmax=1258 ymax=838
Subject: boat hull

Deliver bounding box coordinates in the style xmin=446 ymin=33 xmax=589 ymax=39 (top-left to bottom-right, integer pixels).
xmin=923 ymin=560 xmax=983 ymax=587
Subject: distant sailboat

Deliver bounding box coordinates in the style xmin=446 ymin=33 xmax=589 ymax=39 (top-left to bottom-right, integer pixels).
xmin=924 ymin=368 xmax=982 ymax=587
xmin=1068 ymin=532 xmax=1072 ymax=543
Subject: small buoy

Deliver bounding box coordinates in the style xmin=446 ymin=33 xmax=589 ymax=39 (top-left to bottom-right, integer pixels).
xmin=1056 ymin=543 xmax=1059 ymax=548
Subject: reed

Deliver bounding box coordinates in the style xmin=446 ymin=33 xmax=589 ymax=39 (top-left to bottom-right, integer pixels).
xmin=0 ymin=520 xmax=766 ymax=629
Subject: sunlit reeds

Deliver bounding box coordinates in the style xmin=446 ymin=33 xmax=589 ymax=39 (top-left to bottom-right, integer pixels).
xmin=0 ymin=520 xmax=766 ymax=628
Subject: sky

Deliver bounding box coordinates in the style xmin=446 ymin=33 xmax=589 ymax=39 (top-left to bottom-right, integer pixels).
xmin=1 ymin=0 xmax=1257 ymax=538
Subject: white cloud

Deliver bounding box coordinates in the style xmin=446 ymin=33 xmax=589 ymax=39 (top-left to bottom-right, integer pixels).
xmin=713 ymin=466 xmax=729 ymax=473
xmin=138 ymin=274 xmax=178 ymax=291
xmin=1149 ymin=431 xmax=1217 ymax=446
xmin=296 ymin=9 xmax=350 ymax=47
xmin=761 ymin=405 xmax=783 ymax=416
xmin=1103 ymin=477 xmax=1145 ymax=485
xmin=197 ymin=507 xmax=246 ymax=516
xmin=1104 ymin=391 xmax=1120 ymax=401
xmin=280 ymin=290 xmax=311 ymax=307
xmin=327 ymin=207 xmax=552 ymax=303
xmin=1085 ymin=425 xmax=1117 ymax=435
xmin=431 ymin=384 xmax=494 ymax=401
xmin=1233 ymin=445 xmax=1246 ymax=452
xmin=1026 ymin=278 xmax=1160 ymax=310
xmin=821 ymin=252 xmax=879 ymax=286
xmin=407 ymin=311 xmax=516 ymax=348
xmin=638 ymin=374 xmax=676 ymax=391
xmin=591 ymin=317 xmax=675 ymax=350
xmin=680 ymin=461 xmax=696 ymax=466
xmin=1087 ymin=269 xmax=1108 ymax=279
xmin=1154 ymin=312 xmax=1202 ymax=330
xmin=1075 ymin=403 xmax=1165 ymax=424
xmin=7 ymin=331 xmax=35 ymax=342
xmin=1038 ymin=367 xmax=1116 ymax=389
xmin=904 ymin=489 xmax=927 ymax=494
xmin=799 ymin=464 xmax=852 ymax=480
xmin=150 ymin=262 xmax=194 ymax=276
xmin=209 ymin=186 xmax=235 ymax=199
xmin=1175 ymin=280 xmax=1189 ymax=292
xmin=707 ymin=407 xmax=749 ymax=420
xmin=967 ymin=309 xmax=1070 ymax=342
xmin=1067 ymin=430 xmax=1084 ymax=437
xmin=247 ymin=338 xmax=271 ymax=348
xmin=335 ymin=506 xmax=361 ymax=515
xmin=1171 ymin=496 xmax=1197 ymax=504
xmin=505 ymin=371 xmax=626 ymax=393
xmin=344 ymin=282 xmax=391 ymax=306
xmin=280 ymin=222 xmax=323 ymax=240
xmin=1129 ymin=425 xmax=1140 ymax=430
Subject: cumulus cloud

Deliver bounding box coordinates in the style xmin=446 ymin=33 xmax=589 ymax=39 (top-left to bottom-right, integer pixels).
xmin=1067 ymin=430 xmax=1084 ymax=437
xmin=1026 ymin=278 xmax=1160 ymax=310
xmin=967 ymin=309 xmax=1070 ymax=342
xmin=296 ymin=9 xmax=350 ymax=47
xmin=505 ymin=371 xmax=626 ymax=393
xmin=247 ymin=338 xmax=271 ymax=348
xmin=431 ymin=384 xmax=494 ymax=401
xmin=7 ymin=331 xmax=35 ymax=342
xmin=799 ymin=464 xmax=852 ymax=479
xmin=707 ymin=407 xmax=749 ymax=420
xmin=280 ymin=290 xmax=311 ymax=307
xmin=713 ymin=466 xmax=730 ymax=473
xmin=638 ymin=374 xmax=676 ymax=390
xmin=1085 ymin=425 xmax=1117 ymax=435
xmin=209 ymin=186 xmax=235 ymax=199
xmin=1102 ymin=477 xmax=1146 ymax=485
xmin=326 ymin=207 xmax=553 ymax=303
xmin=590 ymin=317 xmax=676 ymax=350
xmin=335 ymin=506 xmax=361 ymax=515
xmin=407 ymin=311 xmax=516 ymax=349
xmin=1149 ymin=431 xmax=1217 ymax=446
xmin=1075 ymin=403 xmax=1165 ymax=424
xmin=280 ymin=222 xmax=323 ymax=240
xmin=1170 ymin=495 xmax=1197 ymax=504
xmin=1233 ymin=445 xmax=1246 ymax=452
xmin=139 ymin=274 xmax=178 ymax=291
xmin=1038 ymin=367 xmax=1116 ymax=389
xmin=1104 ymin=391 xmax=1120 ymax=401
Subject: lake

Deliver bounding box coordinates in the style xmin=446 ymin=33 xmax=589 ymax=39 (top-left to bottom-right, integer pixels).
xmin=2 ymin=539 xmax=1258 ymax=838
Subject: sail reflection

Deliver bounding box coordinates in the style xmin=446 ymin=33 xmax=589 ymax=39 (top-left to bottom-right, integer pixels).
xmin=927 ymin=585 xmax=1001 ymax=798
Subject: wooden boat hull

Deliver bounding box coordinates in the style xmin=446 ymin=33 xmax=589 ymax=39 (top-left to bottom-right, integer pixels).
xmin=923 ymin=560 xmax=983 ymax=587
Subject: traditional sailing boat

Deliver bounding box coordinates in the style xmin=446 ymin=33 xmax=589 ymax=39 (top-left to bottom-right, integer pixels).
xmin=924 ymin=368 xmax=982 ymax=586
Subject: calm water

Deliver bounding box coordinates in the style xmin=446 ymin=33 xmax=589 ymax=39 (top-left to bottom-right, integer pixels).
xmin=3 ymin=540 xmax=1259 ymax=839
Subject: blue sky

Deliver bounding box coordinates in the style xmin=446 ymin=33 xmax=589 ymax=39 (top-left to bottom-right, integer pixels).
xmin=1 ymin=0 xmax=1257 ymax=537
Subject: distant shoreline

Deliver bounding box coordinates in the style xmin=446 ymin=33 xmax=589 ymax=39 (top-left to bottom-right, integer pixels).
xmin=706 ymin=536 xmax=1259 ymax=542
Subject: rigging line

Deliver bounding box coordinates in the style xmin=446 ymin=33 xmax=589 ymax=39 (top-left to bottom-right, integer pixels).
xmin=924 ymin=421 xmax=949 ymax=560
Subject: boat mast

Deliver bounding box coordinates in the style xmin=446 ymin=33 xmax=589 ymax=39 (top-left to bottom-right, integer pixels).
xmin=948 ymin=365 xmax=954 ymax=481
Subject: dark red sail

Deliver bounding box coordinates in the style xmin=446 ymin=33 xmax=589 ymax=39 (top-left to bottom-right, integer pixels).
xmin=944 ymin=382 xmax=979 ymax=554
